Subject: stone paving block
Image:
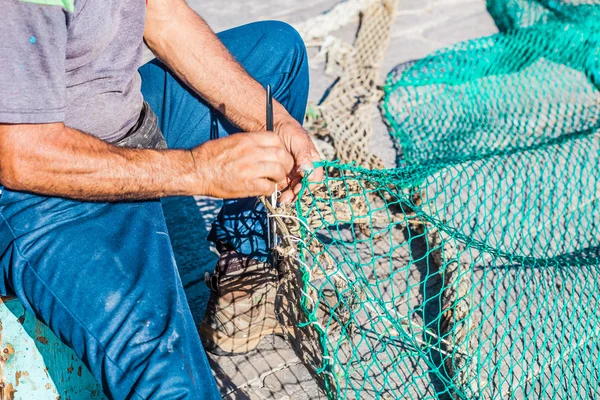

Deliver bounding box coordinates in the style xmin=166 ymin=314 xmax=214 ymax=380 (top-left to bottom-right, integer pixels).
xmin=382 ymin=34 xmax=444 ymax=74
xmin=423 ymin=5 xmax=498 ymax=44
xmin=398 ymin=0 xmax=434 ymax=11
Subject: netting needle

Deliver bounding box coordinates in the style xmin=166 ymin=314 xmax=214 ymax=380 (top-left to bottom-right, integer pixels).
xmin=266 ymin=85 xmax=277 ymax=251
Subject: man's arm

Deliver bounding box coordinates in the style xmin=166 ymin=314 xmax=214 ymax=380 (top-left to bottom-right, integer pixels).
xmin=0 ymin=123 xmax=293 ymax=201
xmin=144 ymin=0 xmax=323 ymax=203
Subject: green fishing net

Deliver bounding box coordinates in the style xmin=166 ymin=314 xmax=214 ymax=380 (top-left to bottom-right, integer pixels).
xmin=290 ymin=1 xmax=600 ymax=398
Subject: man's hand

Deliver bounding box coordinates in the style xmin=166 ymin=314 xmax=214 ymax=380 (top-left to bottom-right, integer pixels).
xmin=196 ymin=122 xmax=323 ymax=203
xmin=193 ymin=132 xmax=295 ymax=199
xmin=275 ymin=120 xmax=324 ymax=204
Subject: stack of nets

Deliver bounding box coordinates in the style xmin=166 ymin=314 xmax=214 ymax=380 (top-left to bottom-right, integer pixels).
xmin=273 ymin=0 xmax=600 ymax=399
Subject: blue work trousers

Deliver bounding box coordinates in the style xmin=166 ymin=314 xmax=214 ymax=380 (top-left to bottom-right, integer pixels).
xmin=0 ymin=21 xmax=309 ymax=399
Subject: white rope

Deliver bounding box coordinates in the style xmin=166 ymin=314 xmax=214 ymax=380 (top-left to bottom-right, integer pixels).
xmin=294 ymin=0 xmax=378 ymax=43
xmin=268 ymin=213 xmax=314 ymax=233
xmin=282 ymin=234 xmax=307 ymax=244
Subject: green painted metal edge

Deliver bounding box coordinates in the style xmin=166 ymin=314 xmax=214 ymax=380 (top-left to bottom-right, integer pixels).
xmin=0 ymin=298 xmax=106 ymax=400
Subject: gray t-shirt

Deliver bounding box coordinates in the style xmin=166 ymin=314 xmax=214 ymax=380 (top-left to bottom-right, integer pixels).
xmin=0 ymin=0 xmax=145 ymax=143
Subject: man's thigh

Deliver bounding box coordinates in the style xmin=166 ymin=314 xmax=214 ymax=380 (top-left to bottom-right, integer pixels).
xmin=0 ymin=189 xmax=217 ymax=399
xmin=139 ymin=20 xmax=309 ymax=150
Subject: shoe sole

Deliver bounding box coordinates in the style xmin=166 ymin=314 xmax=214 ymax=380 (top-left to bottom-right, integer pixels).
xmin=199 ymin=322 xmax=285 ymax=356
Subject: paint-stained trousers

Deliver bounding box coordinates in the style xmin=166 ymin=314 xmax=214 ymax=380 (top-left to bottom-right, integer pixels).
xmin=0 ymin=21 xmax=309 ymax=399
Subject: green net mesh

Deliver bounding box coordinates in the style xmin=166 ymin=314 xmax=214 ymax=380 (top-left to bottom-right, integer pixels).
xmin=289 ymin=1 xmax=600 ymax=398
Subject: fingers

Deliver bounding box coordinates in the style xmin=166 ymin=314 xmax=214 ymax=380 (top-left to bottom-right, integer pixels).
xmin=276 ymin=174 xmax=292 ymax=191
xmin=278 ymin=175 xmax=301 ymax=204
xmin=279 ymin=189 xmax=295 ymax=205
xmin=294 ymin=144 xmax=319 ymax=170
xmin=246 ymin=131 xmax=286 ymax=147
xmin=245 ymin=132 xmax=295 ymax=176
xmin=205 ymin=130 xmax=324 ymax=201
xmin=256 ymin=161 xmax=290 ymax=186
xmin=290 ymin=136 xmax=323 ymax=181
xmin=307 ymin=149 xmax=324 ymax=183
xmin=277 ymin=145 xmax=323 ymax=205
xmin=278 ymin=178 xmax=314 ymax=205
xmin=254 ymin=127 xmax=324 ymax=184
xmin=255 ymin=179 xmax=277 ymax=197
xmin=278 ymin=179 xmax=303 ymax=204
xmin=260 ymin=145 xmax=295 ymax=174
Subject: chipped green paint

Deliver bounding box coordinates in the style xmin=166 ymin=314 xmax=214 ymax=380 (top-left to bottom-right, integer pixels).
xmin=0 ymin=298 xmax=106 ymax=399
xmin=18 ymin=0 xmax=74 ymax=12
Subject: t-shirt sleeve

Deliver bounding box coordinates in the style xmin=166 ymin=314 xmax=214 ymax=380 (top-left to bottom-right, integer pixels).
xmin=0 ymin=0 xmax=68 ymax=124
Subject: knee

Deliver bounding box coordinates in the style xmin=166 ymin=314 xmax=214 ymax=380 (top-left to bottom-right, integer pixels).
xmin=264 ymin=21 xmax=307 ymax=54
xmin=257 ymin=21 xmax=308 ymax=76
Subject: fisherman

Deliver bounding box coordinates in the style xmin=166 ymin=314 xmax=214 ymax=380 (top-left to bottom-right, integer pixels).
xmin=0 ymin=0 xmax=323 ymax=398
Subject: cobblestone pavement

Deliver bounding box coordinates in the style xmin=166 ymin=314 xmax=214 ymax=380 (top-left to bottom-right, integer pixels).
xmin=159 ymin=1 xmax=499 ymax=398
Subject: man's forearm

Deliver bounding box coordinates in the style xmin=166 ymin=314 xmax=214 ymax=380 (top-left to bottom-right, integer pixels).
xmin=0 ymin=123 xmax=199 ymax=201
xmin=144 ymin=1 xmax=298 ymax=132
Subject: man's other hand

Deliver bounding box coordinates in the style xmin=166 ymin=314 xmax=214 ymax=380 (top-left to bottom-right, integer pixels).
xmin=274 ymin=120 xmax=324 ymax=204
xmin=193 ymin=132 xmax=295 ymax=199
